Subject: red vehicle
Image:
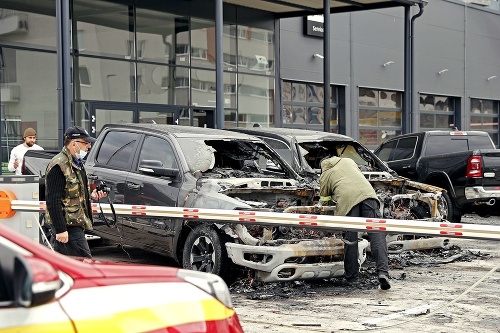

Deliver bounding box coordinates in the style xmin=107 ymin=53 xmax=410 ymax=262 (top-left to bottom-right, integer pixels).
xmin=0 ymin=224 xmax=244 ymax=333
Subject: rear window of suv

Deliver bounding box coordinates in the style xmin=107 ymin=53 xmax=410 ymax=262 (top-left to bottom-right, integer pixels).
xmin=423 ymin=135 xmax=494 ymax=157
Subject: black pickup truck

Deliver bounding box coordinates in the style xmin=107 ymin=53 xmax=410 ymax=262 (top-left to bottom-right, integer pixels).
xmin=374 ymin=130 xmax=500 ymax=222
xmin=23 ymin=124 xmax=373 ymax=283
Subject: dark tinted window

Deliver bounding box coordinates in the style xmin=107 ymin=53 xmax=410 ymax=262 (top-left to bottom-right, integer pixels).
xmin=424 ymin=134 xmax=495 ymax=157
xmin=424 ymin=137 xmax=469 ymax=157
xmin=138 ymin=136 xmax=178 ymax=170
xmin=375 ymin=140 xmax=396 ymax=161
xmin=96 ymin=131 xmax=139 ymax=169
xmin=393 ymin=137 xmax=417 ymax=160
xmin=468 ymin=135 xmax=495 ymax=150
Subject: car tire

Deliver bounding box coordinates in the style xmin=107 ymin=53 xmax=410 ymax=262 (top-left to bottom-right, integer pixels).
xmin=442 ymin=192 xmax=462 ymax=223
xmin=442 ymin=192 xmax=461 ymax=223
xmin=182 ymin=224 xmax=233 ymax=281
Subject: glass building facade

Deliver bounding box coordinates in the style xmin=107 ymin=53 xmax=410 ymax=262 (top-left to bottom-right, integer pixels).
xmin=0 ymin=0 xmax=276 ymax=173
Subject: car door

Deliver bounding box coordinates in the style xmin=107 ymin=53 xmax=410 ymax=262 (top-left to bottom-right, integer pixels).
xmin=380 ymin=136 xmax=419 ymax=179
xmin=86 ymin=130 xmax=141 ymax=242
xmin=124 ymin=134 xmax=182 ymax=253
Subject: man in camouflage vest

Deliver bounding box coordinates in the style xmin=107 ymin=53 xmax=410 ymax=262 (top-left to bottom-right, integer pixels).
xmin=45 ymin=126 xmax=107 ymax=258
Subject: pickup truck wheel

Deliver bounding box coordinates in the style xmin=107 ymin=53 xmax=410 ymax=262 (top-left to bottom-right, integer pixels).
xmin=182 ymin=225 xmax=232 ymax=281
xmin=442 ymin=192 xmax=461 ymax=223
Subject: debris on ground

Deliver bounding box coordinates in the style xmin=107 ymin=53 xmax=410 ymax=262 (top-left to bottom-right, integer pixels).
xmin=229 ymin=244 xmax=491 ymax=300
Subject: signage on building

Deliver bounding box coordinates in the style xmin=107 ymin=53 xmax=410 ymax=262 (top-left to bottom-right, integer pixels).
xmin=304 ymin=15 xmax=324 ymax=38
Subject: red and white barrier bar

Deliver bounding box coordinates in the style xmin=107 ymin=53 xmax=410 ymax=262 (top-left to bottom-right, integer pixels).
xmin=6 ymin=200 xmax=500 ymax=241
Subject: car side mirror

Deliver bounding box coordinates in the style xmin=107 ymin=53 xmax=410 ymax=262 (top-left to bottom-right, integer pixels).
xmin=138 ymin=160 xmax=179 ymax=178
xmin=14 ymin=256 xmax=60 ymax=307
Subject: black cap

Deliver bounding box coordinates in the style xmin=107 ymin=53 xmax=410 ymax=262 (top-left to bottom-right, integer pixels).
xmin=64 ymin=126 xmax=96 ymax=143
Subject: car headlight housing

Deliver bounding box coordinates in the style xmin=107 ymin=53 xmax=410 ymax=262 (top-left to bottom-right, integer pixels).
xmin=176 ymin=270 xmax=233 ymax=309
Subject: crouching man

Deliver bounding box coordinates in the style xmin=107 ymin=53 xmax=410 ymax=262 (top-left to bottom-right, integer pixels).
xmin=319 ymin=156 xmax=391 ymax=290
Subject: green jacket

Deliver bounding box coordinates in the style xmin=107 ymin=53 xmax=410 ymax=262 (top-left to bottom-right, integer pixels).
xmin=45 ymin=147 xmax=93 ymax=231
xmin=319 ymin=156 xmax=378 ymax=216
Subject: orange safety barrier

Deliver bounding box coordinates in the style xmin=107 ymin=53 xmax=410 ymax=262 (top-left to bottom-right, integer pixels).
xmin=0 ymin=190 xmax=17 ymax=219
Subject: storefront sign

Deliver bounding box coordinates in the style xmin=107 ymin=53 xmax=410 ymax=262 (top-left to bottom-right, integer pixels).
xmin=304 ymin=15 xmax=324 ymax=38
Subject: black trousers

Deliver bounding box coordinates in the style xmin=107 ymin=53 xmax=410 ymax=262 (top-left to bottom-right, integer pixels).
xmin=54 ymin=226 xmax=92 ymax=258
xmin=344 ymin=198 xmax=389 ymax=279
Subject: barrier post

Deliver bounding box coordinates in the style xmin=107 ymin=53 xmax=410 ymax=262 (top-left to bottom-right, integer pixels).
xmin=0 ymin=175 xmax=41 ymax=242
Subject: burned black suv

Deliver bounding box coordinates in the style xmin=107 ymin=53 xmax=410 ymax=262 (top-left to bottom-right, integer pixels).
xmin=79 ymin=124 xmax=369 ymax=282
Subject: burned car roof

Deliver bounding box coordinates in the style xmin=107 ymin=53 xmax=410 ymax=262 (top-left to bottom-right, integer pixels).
xmin=104 ymin=123 xmax=259 ymax=140
xmin=232 ymin=127 xmax=354 ymax=142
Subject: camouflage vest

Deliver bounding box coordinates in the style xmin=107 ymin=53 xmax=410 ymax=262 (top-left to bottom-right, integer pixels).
xmin=45 ymin=147 xmax=93 ymax=230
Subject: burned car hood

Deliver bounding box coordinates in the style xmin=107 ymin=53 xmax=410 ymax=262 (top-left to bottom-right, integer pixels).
xmin=184 ymin=177 xmax=317 ymax=212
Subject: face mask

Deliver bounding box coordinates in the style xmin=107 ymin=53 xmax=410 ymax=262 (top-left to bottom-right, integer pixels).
xmin=77 ymin=150 xmax=87 ymax=160
xmin=74 ymin=143 xmax=88 ymax=160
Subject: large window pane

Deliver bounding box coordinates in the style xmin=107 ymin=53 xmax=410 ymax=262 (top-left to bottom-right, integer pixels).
xmin=73 ymin=0 xmax=133 ymax=58
xmin=237 ymin=25 xmax=274 ymax=75
xmin=137 ymin=63 xmax=188 ymax=105
xmin=359 ymin=109 xmax=378 ymax=126
xmin=379 ymin=91 xmax=402 ymax=108
xmin=420 ymin=94 xmax=457 ymax=131
xmin=0 ymin=1 xmax=57 ymax=48
xmin=238 ymin=75 xmax=274 ymax=127
xmin=379 ymin=111 xmax=401 ymax=127
xmin=191 ymin=69 xmax=236 ymax=108
xmin=470 ymin=98 xmax=499 ymax=147
xmin=282 ymin=81 xmax=292 ymax=102
xmin=359 ymin=88 xmax=402 ymax=148
xmin=307 ymin=107 xmax=323 ymax=124
xmin=222 ymin=24 xmax=238 ymax=71
xmin=75 ymin=57 xmax=134 ymax=102
xmin=359 ymin=88 xmax=378 ymax=106
xmin=136 ymin=9 xmax=189 ymax=65
xmin=1 ymin=49 xmax=57 ymax=172
xmin=190 ymin=18 xmax=214 ymax=69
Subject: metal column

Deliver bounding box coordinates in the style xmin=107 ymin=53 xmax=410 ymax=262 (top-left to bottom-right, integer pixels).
xmin=215 ymin=0 xmax=224 ymax=129
xmin=403 ymin=6 xmax=411 ymax=133
xmin=323 ymin=0 xmax=331 ymax=133
xmin=56 ymin=0 xmax=72 ymax=146
xmin=411 ymin=3 xmax=425 ymax=133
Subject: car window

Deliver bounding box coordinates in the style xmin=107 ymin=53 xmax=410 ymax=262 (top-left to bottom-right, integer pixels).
xmin=261 ymin=138 xmax=293 ymax=166
xmin=393 ymin=137 xmax=417 ymax=160
xmin=96 ymin=131 xmax=140 ymax=169
xmin=138 ymin=136 xmax=178 ymax=170
xmin=424 ymin=137 xmax=469 ymax=157
xmin=468 ymin=135 xmax=495 ymax=149
xmin=374 ymin=140 xmax=396 ymax=161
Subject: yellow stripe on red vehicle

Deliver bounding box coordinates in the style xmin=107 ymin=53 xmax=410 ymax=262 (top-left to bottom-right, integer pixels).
xmin=71 ymin=299 xmax=236 ymax=333
xmin=60 ymin=282 xmax=236 ymax=332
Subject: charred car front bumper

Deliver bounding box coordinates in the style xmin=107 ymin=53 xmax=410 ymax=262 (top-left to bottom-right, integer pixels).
xmin=226 ymin=238 xmax=369 ymax=282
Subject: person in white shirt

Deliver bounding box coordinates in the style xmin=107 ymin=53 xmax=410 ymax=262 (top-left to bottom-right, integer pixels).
xmin=8 ymin=127 xmax=44 ymax=175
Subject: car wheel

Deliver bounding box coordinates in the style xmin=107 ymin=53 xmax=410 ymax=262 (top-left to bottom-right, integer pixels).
xmin=442 ymin=192 xmax=461 ymax=223
xmin=182 ymin=225 xmax=233 ymax=281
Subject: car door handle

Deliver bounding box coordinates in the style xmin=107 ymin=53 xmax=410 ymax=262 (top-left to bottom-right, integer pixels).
xmin=87 ymin=174 xmax=98 ymax=180
xmin=127 ymin=183 xmax=141 ymax=190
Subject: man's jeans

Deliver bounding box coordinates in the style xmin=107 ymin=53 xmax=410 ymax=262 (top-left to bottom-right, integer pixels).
xmin=55 ymin=226 xmax=92 ymax=258
xmin=344 ymin=198 xmax=389 ymax=279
